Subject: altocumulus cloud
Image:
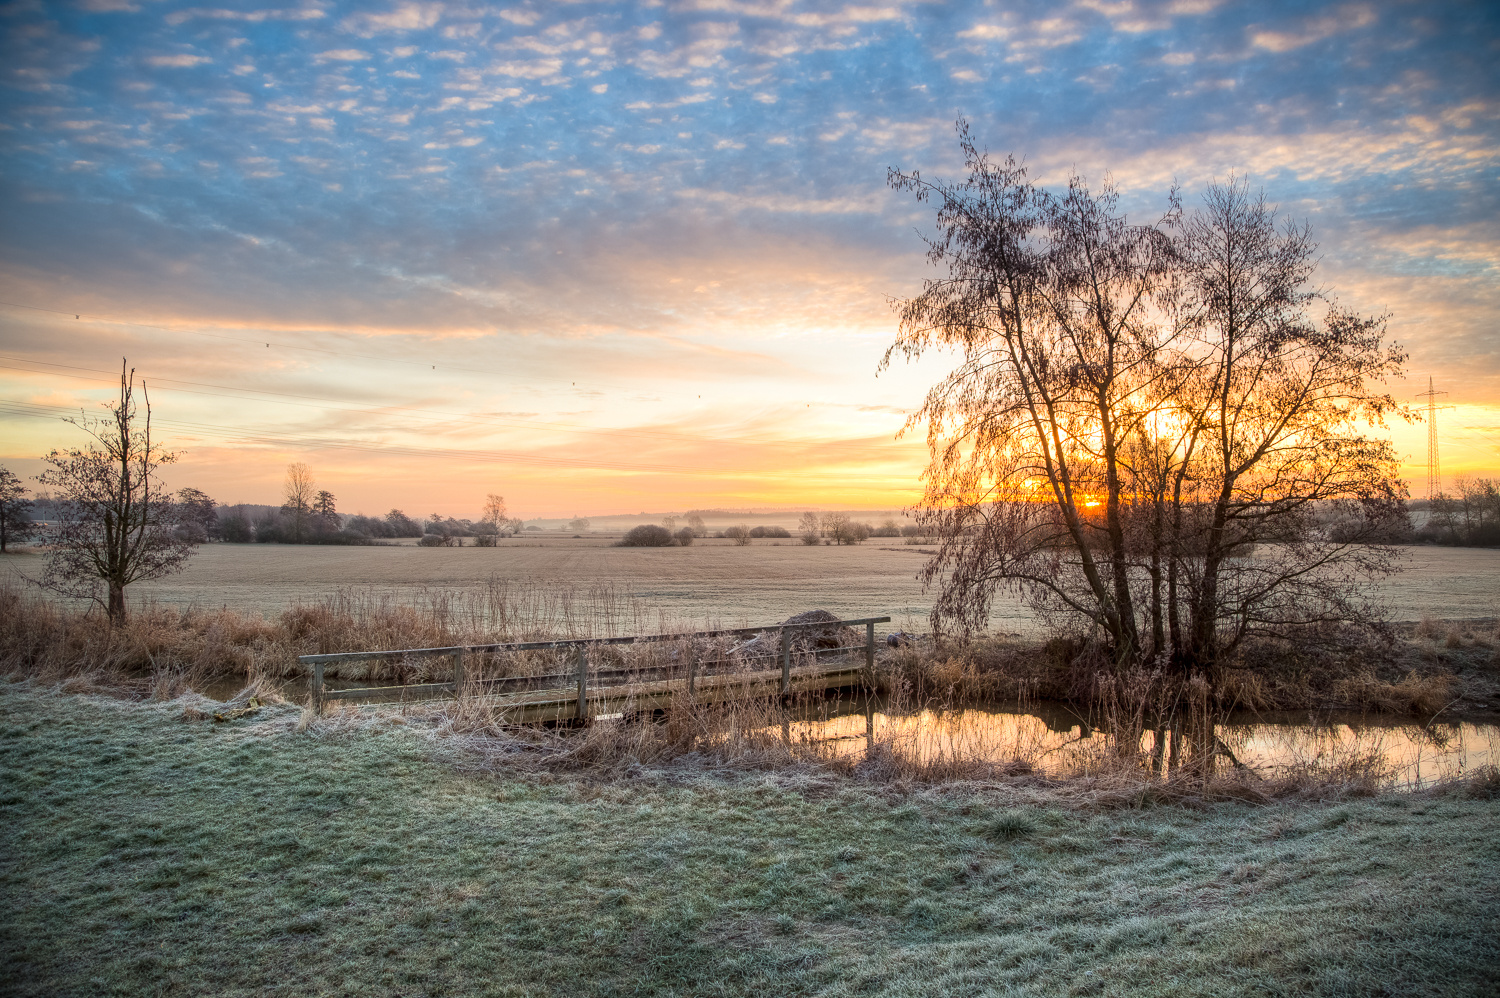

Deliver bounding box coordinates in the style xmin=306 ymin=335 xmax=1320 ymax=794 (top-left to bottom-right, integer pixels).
xmin=0 ymin=0 xmax=1496 ymax=506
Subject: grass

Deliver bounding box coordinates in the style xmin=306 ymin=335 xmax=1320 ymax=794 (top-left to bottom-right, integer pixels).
xmin=3 ymin=682 xmax=1498 ymax=997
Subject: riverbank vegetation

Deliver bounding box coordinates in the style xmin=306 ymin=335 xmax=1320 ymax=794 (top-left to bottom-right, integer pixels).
xmin=3 ymin=578 xmax=1495 ymax=724
xmin=2 ymin=683 xmax=1496 ymax=997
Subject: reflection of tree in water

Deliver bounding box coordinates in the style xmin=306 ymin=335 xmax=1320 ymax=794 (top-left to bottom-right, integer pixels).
xmin=781 ymin=699 xmax=1497 ymax=787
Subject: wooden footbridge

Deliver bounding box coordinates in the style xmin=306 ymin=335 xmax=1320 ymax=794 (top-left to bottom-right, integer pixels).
xmin=300 ymin=615 xmax=891 ymax=722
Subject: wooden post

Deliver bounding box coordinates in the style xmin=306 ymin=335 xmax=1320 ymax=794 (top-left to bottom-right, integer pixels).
xmin=575 ymin=644 xmax=588 ymax=722
xmin=313 ymin=659 xmax=324 ymax=716
xmin=780 ymin=627 xmax=791 ymax=695
xmin=687 ymin=657 xmax=697 ymax=697
xmin=865 ymin=621 xmax=875 ymax=681
xmin=452 ymin=649 xmax=464 ymax=703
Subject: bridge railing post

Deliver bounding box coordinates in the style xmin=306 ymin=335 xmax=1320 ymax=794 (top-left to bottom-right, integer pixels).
xmin=313 ymin=660 xmax=324 ymax=716
xmin=780 ymin=627 xmax=791 ymax=695
xmin=865 ymin=621 xmax=875 ymax=682
xmin=575 ymin=644 xmax=588 ymax=723
xmin=452 ymin=649 xmax=464 ymax=704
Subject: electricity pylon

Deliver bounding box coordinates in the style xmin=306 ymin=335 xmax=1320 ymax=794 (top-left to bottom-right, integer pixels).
xmin=1415 ymin=377 xmax=1448 ymax=500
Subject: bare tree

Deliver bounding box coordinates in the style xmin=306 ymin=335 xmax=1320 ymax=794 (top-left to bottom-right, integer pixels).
xmin=282 ymin=463 xmax=315 ymax=542
xmin=482 ymin=494 xmax=508 ymax=535
xmin=686 ymin=514 xmax=707 ymax=537
xmin=821 ymin=512 xmax=853 ymax=544
xmin=0 ymin=467 xmax=36 ymax=553
xmin=35 ymin=362 xmax=192 ymax=622
xmin=887 ymin=129 xmax=1407 ymax=672
xmin=798 ymin=511 xmax=820 ymax=545
xmin=724 ymin=524 xmax=753 ymax=546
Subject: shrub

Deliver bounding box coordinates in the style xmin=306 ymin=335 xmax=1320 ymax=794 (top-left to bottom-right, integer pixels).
xmin=418 ymin=533 xmax=449 ymax=547
xmin=749 ymin=526 xmax=791 ymax=538
xmin=173 ymin=521 xmax=209 ymax=545
xmin=385 ymin=509 xmax=423 ymax=538
xmin=800 ymin=531 xmax=820 ymax=546
xmin=345 ymin=514 xmax=395 ymax=539
xmin=220 ymin=511 xmax=252 ymax=543
xmin=619 ymin=524 xmax=675 ymax=547
xmin=724 ymin=525 xmax=753 ymax=546
xmin=872 ymin=520 xmax=903 ymax=538
xmin=474 ymin=533 xmax=498 ymax=547
xmin=674 ymin=527 xmax=695 ymax=546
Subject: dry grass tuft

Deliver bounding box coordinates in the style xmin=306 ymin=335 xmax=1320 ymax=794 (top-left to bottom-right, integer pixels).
xmin=1415 ymin=615 xmax=1443 ymax=639
xmin=1329 ymin=671 xmax=1454 ymax=715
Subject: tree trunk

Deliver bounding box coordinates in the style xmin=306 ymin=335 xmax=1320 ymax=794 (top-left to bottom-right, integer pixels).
xmin=108 ymin=582 xmax=127 ymax=624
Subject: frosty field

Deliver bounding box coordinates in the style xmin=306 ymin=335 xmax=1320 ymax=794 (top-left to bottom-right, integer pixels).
xmin=4 ymin=539 xmax=1497 ymax=633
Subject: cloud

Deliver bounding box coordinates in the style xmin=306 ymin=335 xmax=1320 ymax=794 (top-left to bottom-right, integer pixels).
xmin=1250 ymin=3 xmax=1378 ymax=53
xmin=165 ymin=7 xmax=326 ymax=26
xmin=2 ymin=0 xmax=1498 ymax=496
xmin=145 ymin=54 xmax=212 ymax=67
xmin=341 ymin=2 xmax=445 ymax=37
xmin=315 ymin=49 xmax=372 ymax=62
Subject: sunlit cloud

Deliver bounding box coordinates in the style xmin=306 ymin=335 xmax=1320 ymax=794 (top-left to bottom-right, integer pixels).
xmin=1 ymin=0 xmax=1496 ymax=514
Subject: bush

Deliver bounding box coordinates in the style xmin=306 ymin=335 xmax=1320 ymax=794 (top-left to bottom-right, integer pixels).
xmin=474 ymin=533 xmax=498 ymax=547
xmin=872 ymin=520 xmax=903 ymax=538
xmin=800 ymin=531 xmax=820 ymax=545
xmin=748 ymin=526 xmax=791 ymax=538
xmin=723 ymin=525 xmax=753 ymax=546
xmin=674 ymin=527 xmax=695 ymax=546
xmin=345 ymin=514 xmax=395 ymax=539
xmin=172 ymin=522 xmax=209 ymax=545
xmin=385 ymin=509 xmax=423 ymax=538
xmin=220 ymin=512 xmax=252 ymax=543
xmin=253 ymin=514 xmax=286 ymax=543
xmin=619 ymin=524 xmax=675 ymax=547
xmin=418 ymin=533 xmax=451 ymax=547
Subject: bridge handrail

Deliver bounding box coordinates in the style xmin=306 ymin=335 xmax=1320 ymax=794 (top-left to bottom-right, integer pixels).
xmin=296 ymin=616 xmax=892 ymax=665
xmin=301 ymin=615 xmax=891 ymax=715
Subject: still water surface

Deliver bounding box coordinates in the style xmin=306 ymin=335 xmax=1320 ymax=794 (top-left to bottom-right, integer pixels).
xmin=782 ymin=698 xmax=1499 ymax=788
xmin=229 ymin=671 xmax=1497 ymax=788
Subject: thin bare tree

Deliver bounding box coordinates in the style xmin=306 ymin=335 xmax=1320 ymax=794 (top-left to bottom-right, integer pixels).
xmin=282 ymin=463 xmax=315 ymax=542
xmin=482 ymin=493 xmax=508 ymax=534
xmin=35 ymin=361 xmax=192 ymax=622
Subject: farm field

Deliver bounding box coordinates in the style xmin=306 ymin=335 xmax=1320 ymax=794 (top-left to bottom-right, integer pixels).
xmin=4 ymin=540 xmax=1499 ymax=631
xmin=3 ymin=684 xmax=1497 ymax=998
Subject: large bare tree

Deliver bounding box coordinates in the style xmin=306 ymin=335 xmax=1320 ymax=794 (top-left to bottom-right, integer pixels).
xmin=886 ymin=128 xmax=1408 ymax=672
xmin=281 ymin=463 xmax=315 ymax=542
xmin=36 ymin=362 xmax=192 ymax=622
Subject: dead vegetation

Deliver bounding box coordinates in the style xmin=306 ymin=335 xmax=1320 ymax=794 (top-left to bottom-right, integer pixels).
xmin=5 ymin=579 xmax=1497 ymax=794
xmin=882 ymin=620 xmax=1500 ymax=717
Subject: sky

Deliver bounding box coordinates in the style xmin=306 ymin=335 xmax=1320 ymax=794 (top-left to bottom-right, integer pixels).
xmin=1 ymin=0 xmax=1497 ymax=520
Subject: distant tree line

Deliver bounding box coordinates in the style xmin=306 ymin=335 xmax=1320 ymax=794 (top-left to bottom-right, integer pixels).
xmin=1418 ymin=478 xmax=1500 ymax=546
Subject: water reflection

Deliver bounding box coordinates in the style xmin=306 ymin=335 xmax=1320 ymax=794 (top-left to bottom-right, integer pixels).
xmin=780 ymin=697 xmax=1499 ymax=787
